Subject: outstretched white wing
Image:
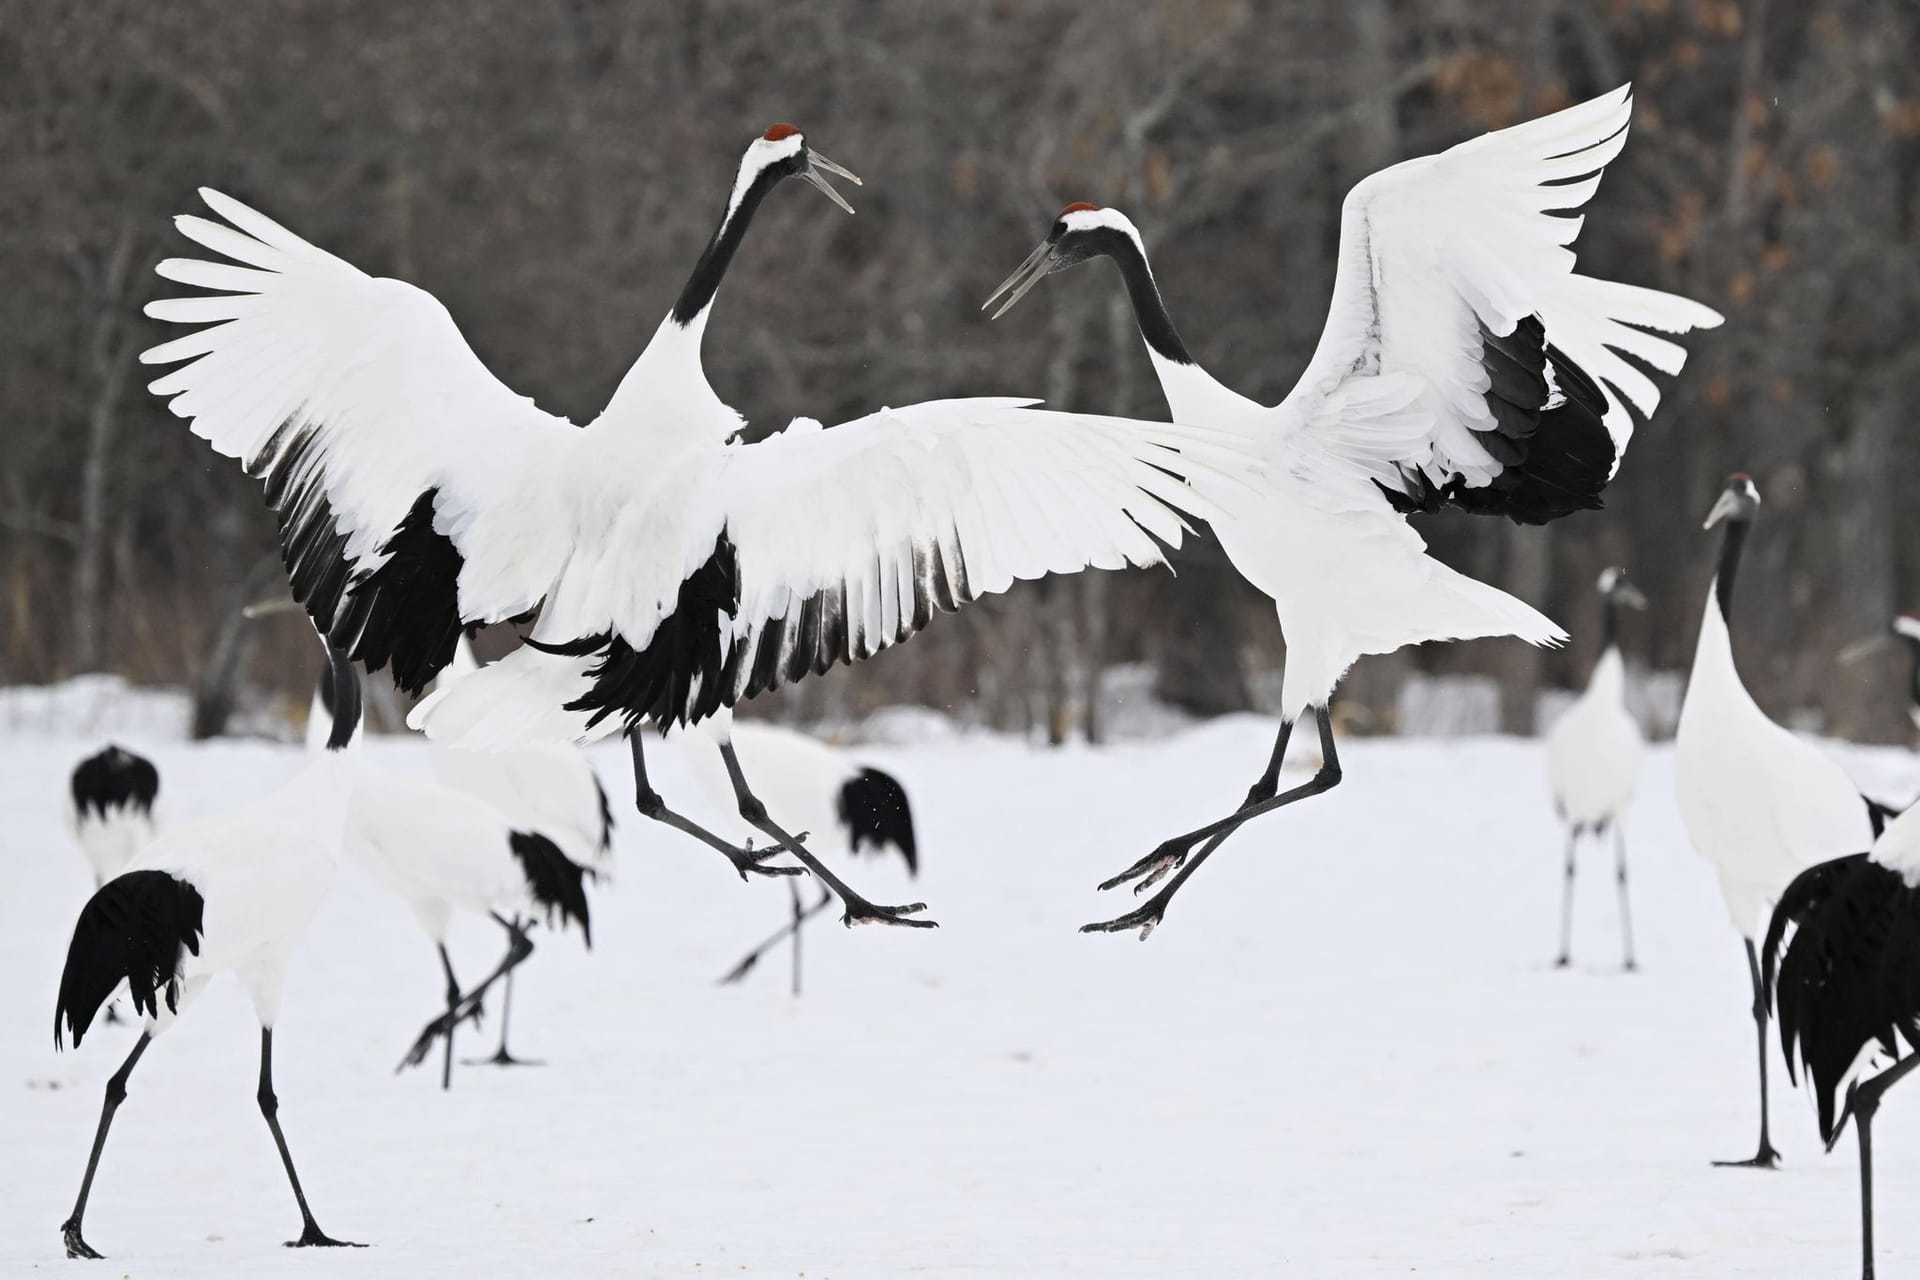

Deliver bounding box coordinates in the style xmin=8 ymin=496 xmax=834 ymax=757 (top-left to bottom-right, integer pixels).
xmin=718 ymin=398 xmax=1236 ymax=699
xmin=409 ymin=398 xmax=1249 ymax=745
xmin=1269 ymin=85 xmax=1722 ymax=518
xmin=142 ymin=189 xmax=580 ymax=691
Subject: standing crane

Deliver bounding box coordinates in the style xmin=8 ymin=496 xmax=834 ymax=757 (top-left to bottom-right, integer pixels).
xmin=985 ymin=85 xmax=1721 ymax=936
xmin=1676 ymin=473 xmax=1882 ymax=1168
xmin=1544 ymin=568 xmax=1646 ymax=970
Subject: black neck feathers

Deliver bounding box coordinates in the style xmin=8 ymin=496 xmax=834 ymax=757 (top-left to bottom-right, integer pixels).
xmin=1089 ymin=228 xmax=1194 ymax=366
xmin=1715 ymin=519 xmax=1751 ymax=624
xmin=670 ymin=165 xmax=785 ymax=327
xmin=1601 ymin=595 xmax=1622 ymax=651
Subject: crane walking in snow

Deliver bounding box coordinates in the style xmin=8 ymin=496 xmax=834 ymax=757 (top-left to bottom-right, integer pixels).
xmin=1764 ymin=801 xmax=1920 ymax=1279
xmin=141 ymin=125 xmax=1242 ymax=935
xmin=425 ymin=636 xmax=613 ymax=1067
xmin=287 ymin=650 xmax=593 ymax=1089
xmin=987 ymin=85 xmax=1722 ymax=937
xmin=53 ymin=644 xmax=364 ymax=1258
xmin=1544 ymin=568 xmax=1646 ymax=970
xmin=1676 ymin=473 xmax=1883 ymax=1168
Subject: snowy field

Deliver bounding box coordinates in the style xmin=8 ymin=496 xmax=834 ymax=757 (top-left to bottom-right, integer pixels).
xmin=4 ymin=716 xmax=1917 ymax=1278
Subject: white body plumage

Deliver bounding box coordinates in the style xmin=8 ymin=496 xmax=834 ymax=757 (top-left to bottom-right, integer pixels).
xmin=1546 ymin=646 xmax=1643 ymax=832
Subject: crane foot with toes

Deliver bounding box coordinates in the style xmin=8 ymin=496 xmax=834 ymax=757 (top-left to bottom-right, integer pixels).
xmin=61 ymin=1220 xmax=101 ymax=1260
xmin=1097 ymin=839 xmax=1190 ymax=895
xmin=730 ymin=838 xmax=803 ymax=881
xmin=286 ymin=1221 xmax=364 ymax=1249
xmin=842 ymin=899 xmax=936 ymax=928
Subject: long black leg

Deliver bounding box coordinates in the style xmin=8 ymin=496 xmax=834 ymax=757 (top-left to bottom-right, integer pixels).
xmin=718 ymin=742 xmax=934 ymax=928
xmin=716 ymin=887 xmax=835 ymax=985
xmin=467 ymin=917 xmax=543 ymax=1067
xmin=1714 ymin=938 xmax=1780 ymax=1168
xmin=628 ymin=730 xmax=801 ymax=881
xmin=399 ymin=914 xmax=534 ymax=1074
xmin=259 ymin=1028 xmax=361 ymax=1248
xmin=1613 ymin=822 xmax=1637 ymax=972
xmin=789 ymin=879 xmax=804 ymax=997
xmin=60 ymin=1031 xmax=152 ymax=1259
xmin=1851 ymin=1054 xmax=1920 ymax=1280
xmin=1554 ymin=828 xmax=1578 ymax=968
xmin=436 ymin=943 xmax=460 ymax=1091
xmin=1084 ymin=708 xmax=1338 ymax=939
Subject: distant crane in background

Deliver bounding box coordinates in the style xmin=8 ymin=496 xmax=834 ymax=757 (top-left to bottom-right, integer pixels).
xmin=1544 ymin=568 xmax=1646 ymax=970
xmin=142 ymin=126 xmax=1240 ymax=941
xmin=69 ymin=744 xmax=158 ymax=887
xmin=296 ymin=655 xmax=593 ymax=1090
xmin=1676 ymin=473 xmax=1882 ymax=1169
xmin=52 ymin=645 xmax=364 ymax=1259
xmin=986 ymin=84 xmax=1722 ymax=938
xmin=1764 ymin=801 xmax=1920 ymax=1280
xmin=428 ymin=636 xmax=613 ymax=1066
xmin=684 ymin=711 xmax=918 ymax=994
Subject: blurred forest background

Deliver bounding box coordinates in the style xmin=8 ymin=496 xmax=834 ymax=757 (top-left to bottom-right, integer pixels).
xmin=4 ymin=0 xmax=1919 ymax=742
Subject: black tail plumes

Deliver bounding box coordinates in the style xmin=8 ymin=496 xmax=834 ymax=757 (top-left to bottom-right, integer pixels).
xmin=839 ymin=767 xmax=918 ymax=876
xmin=591 ymin=773 xmax=615 ymax=854
xmin=508 ymin=832 xmax=592 ymax=947
xmin=1765 ymin=853 xmax=1920 ymax=1145
xmin=70 ymin=745 xmax=159 ymax=822
xmin=1384 ymin=316 xmax=1615 ymax=526
xmin=55 ymin=871 xmax=205 ymax=1050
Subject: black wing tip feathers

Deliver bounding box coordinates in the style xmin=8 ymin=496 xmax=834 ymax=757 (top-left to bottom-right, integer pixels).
xmin=55 ymin=871 xmax=205 ymax=1051
xmin=1388 ymin=318 xmax=1616 ymax=525
xmin=838 ymin=767 xmax=919 ymax=876
xmin=71 ymin=745 xmax=160 ymax=821
xmin=508 ymin=832 xmax=593 ymax=948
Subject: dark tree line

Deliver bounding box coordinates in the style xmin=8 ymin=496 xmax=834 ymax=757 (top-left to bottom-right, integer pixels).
xmin=3 ymin=0 xmax=1918 ymax=741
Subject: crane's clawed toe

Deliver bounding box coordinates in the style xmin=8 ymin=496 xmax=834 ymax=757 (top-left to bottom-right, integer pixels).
xmin=1080 ymin=891 xmax=1170 ymax=940
xmin=841 ymin=899 xmax=937 ymax=929
xmin=1096 ymin=840 xmax=1189 ymax=894
xmin=730 ymin=841 xmax=803 ymax=880
xmin=397 ymin=1012 xmax=461 ymax=1072
xmin=61 ymin=1220 xmax=102 ymax=1260
xmin=1712 ymin=1147 xmax=1781 ymax=1170
xmin=286 ymin=1222 xmax=365 ymax=1248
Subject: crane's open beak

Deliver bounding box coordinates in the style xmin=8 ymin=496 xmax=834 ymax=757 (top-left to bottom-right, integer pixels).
xmin=242 ymin=597 xmax=303 ymax=620
xmin=800 ymin=152 xmax=861 ymax=214
xmin=1702 ymin=489 xmax=1743 ymax=530
xmin=1617 ymin=583 xmax=1649 ymax=610
xmin=981 ymin=240 xmax=1055 ymax=319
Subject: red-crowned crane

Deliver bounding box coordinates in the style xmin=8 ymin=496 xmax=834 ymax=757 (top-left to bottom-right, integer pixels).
xmin=141 ymin=125 xmax=1242 ymax=934
xmin=1677 ymin=473 xmax=1883 ymax=1168
xmin=52 ymin=645 xmax=364 ymax=1258
xmin=300 ymin=656 xmax=592 ymax=1089
xmin=1544 ymin=567 xmax=1647 ymax=970
xmin=427 ymin=636 xmax=613 ymax=1065
xmin=1764 ymin=799 xmax=1920 ymax=1279
xmin=985 ymin=85 xmax=1722 ymax=937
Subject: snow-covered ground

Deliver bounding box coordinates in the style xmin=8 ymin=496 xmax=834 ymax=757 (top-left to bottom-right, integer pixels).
xmin=3 ymin=718 xmax=1915 ymax=1278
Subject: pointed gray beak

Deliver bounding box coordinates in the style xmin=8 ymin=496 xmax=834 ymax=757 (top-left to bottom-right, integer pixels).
xmin=800 ymin=152 xmax=861 ymax=215
xmin=1703 ymin=489 xmax=1742 ymax=531
xmin=242 ymin=597 xmax=303 ymax=620
xmin=1618 ymin=583 xmax=1649 ymax=611
xmin=982 ymin=240 xmax=1054 ymax=319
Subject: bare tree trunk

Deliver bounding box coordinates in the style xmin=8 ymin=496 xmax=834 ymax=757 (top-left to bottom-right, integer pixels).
xmin=69 ymin=218 xmax=137 ymax=673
